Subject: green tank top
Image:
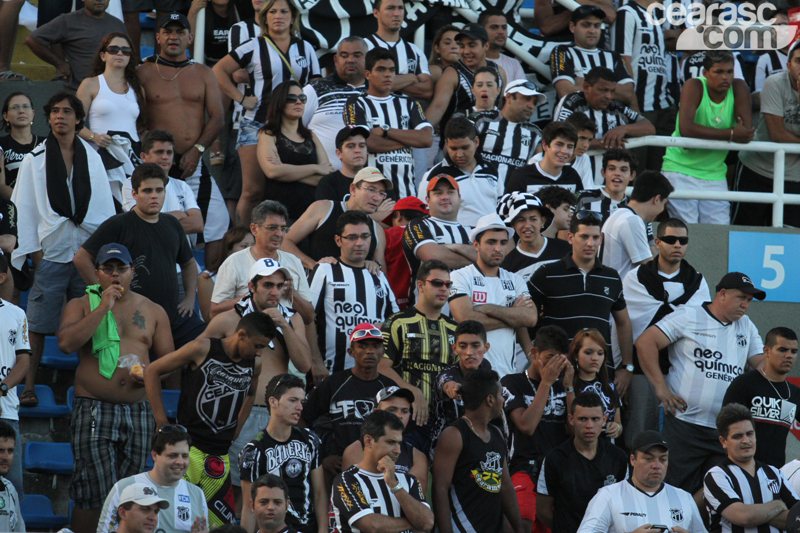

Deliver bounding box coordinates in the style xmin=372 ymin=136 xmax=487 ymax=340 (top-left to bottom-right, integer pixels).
xmin=662 ymin=77 xmax=734 ymax=181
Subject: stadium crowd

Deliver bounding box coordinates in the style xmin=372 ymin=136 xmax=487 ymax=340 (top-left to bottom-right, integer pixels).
xmin=0 ymin=0 xmax=799 ymax=531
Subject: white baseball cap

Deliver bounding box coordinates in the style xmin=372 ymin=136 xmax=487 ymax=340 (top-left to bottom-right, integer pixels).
xmin=248 ymin=258 xmax=291 ymax=282
xmin=118 ymin=483 xmax=170 ymax=509
xmin=504 ymin=79 xmax=547 ymax=105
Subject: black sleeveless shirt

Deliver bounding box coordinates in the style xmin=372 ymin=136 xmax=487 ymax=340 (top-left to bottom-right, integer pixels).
xmin=177 ymin=338 xmax=254 ymax=455
xmin=448 ymin=417 xmax=508 ymax=532
xmin=440 ymin=60 xmax=503 ymax=145
xmin=308 ymin=201 xmax=379 ymax=262
xmin=266 ymin=132 xmax=318 ymax=221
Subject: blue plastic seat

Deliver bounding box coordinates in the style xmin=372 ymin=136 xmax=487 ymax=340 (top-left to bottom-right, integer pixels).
xmin=192 ymin=249 xmax=206 ymax=271
xmin=66 ymin=386 xmax=74 ymax=411
xmin=139 ymin=12 xmax=155 ymax=29
xmin=40 ymin=336 xmax=79 ymax=370
xmin=163 ymin=389 xmax=180 ymax=421
xmin=21 ymin=494 xmax=69 ymax=529
xmin=140 ymin=45 xmax=155 ymax=60
xmin=18 ymin=290 xmax=28 ymax=311
xmin=23 ymin=442 xmax=73 ymax=475
xmin=16 ymin=385 xmax=70 ymax=418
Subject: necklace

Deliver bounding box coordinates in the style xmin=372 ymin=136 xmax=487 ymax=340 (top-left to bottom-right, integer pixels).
xmin=760 ymin=369 xmax=790 ymax=401
xmin=711 ymin=96 xmax=727 ymax=125
xmin=155 ymin=56 xmax=189 ymax=82
xmin=462 ymin=416 xmax=480 ymax=436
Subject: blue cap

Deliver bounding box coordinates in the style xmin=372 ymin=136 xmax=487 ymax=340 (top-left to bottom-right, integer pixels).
xmin=96 ymin=243 xmax=132 ymax=266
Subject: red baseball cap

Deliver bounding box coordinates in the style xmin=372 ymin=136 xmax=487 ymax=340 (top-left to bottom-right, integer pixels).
xmin=426 ymin=173 xmax=459 ymax=192
xmin=382 ymin=196 xmax=429 ymax=225
xmin=349 ymin=323 xmax=383 ymax=343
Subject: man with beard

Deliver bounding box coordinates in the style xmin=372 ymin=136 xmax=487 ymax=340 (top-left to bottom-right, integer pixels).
xmin=449 ymin=213 xmax=535 ymax=377
xmin=98 ymin=425 xmax=208 ymax=533
xmin=0 ymin=422 xmax=23 ymax=532
xmin=138 ymin=13 xmax=228 ymax=271
xmin=250 ymin=475 xmax=296 ymax=533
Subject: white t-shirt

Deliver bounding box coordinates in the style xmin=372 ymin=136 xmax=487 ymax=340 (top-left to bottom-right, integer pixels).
xmin=449 ymin=264 xmax=528 ymax=378
xmin=97 ymin=472 xmax=208 ymax=533
xmin=601 ymin=207 xmax=651 ymax=280
xmin=210 ymin=247 xmax=311 ymax=305
xmin=781 ymin=460 xmax=800 ymax=496
xmin=0 ymin=300 xmax=29 ymax=422
xmin=493 ymin=53 xmax=526 ymax=83
xmin=578 ymin=479 xmax=707 ymax=533
xmin=656 ymin=305 xmax=764 ymax=428
xmin=0 ymin=477 xmax=23 ymax=532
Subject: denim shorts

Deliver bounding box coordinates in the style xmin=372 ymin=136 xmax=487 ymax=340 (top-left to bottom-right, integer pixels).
xmin=236 ymin=117 xmax=266 ymax=149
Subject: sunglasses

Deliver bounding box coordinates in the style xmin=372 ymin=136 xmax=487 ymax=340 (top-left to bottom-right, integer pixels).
xmin=658 ymin=235 xmax=689 ymax=245
xmin=285 ymin=94 xmax=307 ymax=104
xmin=423 ymin=278 xmax=453 ymax=288
xmin=574 ymin=210 xmax=603 ymax=224
xmin=106 ymin=45 xmax=133 ymax=56
xmin=157 ymin=424 xmax=187 ymax=434
xmin=352 ymin=327 xmax=382 ymax=339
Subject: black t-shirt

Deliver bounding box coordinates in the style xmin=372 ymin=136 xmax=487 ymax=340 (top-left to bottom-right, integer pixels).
xmin=537 ymin=437 xmax=629 ymax=533
xmin=301 ymin=370 xmax=396 ymax=457
xmin=723 ymin=369 xmax=800 ymax=467
xmin=204 ymin=7 xmax=236 ymax=66
xmin=0 ymin=198 xmax=17 ymax=238
xmin=0 ymin=134 xmax=41 ymax=189
xmin=504 ymin=163 xmax=584 ymax=195
xmin=575 ymin=377 xmax=620 ymax=425
xmin=315 ymin=170 xmax=352 ymax=202
xmin=501 ymin=373 xmax=569 ymax=476
xmin=81 ymin=210 xmax=193 ymax=323
xmin=239 ymin=426 xmax=322 ymax=530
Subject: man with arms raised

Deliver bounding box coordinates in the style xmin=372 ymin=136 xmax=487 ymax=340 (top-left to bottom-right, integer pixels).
xmin=59 ymin=243 xmax=173 ymax=532
xmin=138 ymin=13 xmax=227 ymax=270
xmin=98 ymin=424 xmax=208 ymax=533
xmin=577 ymin=430 xmax=706 ymax=533
xmin=637 ymin=272 xmax=765 ymax=500
xmin=143 ymin=313 xmax=278 ymax=528
xmin=723 ymin=327 xmax=800 ymax=468
xmin=331 ymin=410 xmax=434 ymax=533
xmin=239 ymin=374 xmax=326 ymax=533
xmin=449 ymin=213 xmax=536 ymax=377
xmin=705 ymin=404 xmax=799 ymax=533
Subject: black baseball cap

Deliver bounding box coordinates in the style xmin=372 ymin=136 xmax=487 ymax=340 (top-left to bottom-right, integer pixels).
xmin=715 ymin=272 xmax=767 ymax=300
xmin=158 ymin=12 xmax=191 ymax=30
xmin=632 ymin=430 xmax=669 ymax=454
xmin=456 ymin=23 xmax=489 ymax=43
xmin=375 ymin=386 xmax=415 ymax=405
xmin=96 ymin=243 xmax=133 ymax=266
xmin=335 ymin=126 xmax=370 ymax=150
xmin=571 ymin=5 xmax=606 ymax=23
xmin=786 ymin=501 xmax=800 ymax=533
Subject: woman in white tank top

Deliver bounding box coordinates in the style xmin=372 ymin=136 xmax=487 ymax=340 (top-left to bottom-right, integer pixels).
xmin=76 ymin=32 xmax=146 ymax=150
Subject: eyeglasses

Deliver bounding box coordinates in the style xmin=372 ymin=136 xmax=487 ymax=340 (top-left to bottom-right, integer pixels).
xmin=261 ymin=224 xmax=290 ymax=233
xmin=98 ymin=265 xmax=131 ymax=275
xmin=340 ymin=233 xmax=372 ymax=242
xmin=7 ymin=104 xmax=32 ymax=111
xmin=106 ymin=45 xmax=133 ymax=56
xmin=352 ymin=327 xmax=382 ymax=339
xmin=285 ymin=94 xmax=307 ymax=104
xmin=658 ymin=235 xmax=689 ymax=245
xmin=574 ymin=210 xmax=603 ymax=224
xmin=423 ymin=279 xmax=453 ymax=288
xmin=358 ymin=185 xmax=388 ymax=199
xmin=157 ymin=424 xmax=187 ymax=434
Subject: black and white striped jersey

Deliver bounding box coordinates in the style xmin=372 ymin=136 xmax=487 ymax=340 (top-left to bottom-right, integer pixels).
xmin=476 ymin=116 xmax=542 ymax=192
xmin=550 ymin=45 xmax=633 ymax=86
xmin=755 ymin=50 xmax=787 ymax=92
xmin=343 ymin=93 xmax=431 ymax=199
xmin=331 ymin=466 xmax=427 ymax=533
xmin=303 ymin=73 xmax=366 ymax=171
xmin=680 ymin=51 xmax=746 ymax=84
xmin=229 ymin=36 xmax=321 ymax=122
xmin=227 ymin=20 xmax=259 ymax=128
xmin=705 ymin=459 xmax=799 ymax=533
xmin=612 ymin=1 xmax=672 ymax=111
xmin=364 ymin=34 xmax=430 ymax=76
xmin=308 ymin=261 xmax=399 ymax=373
xmin=402 ymin=215 xmax=471 ymax=282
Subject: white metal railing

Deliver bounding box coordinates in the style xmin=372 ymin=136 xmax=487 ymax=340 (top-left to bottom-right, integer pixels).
xmin=589 ymin=135 xmax=800 ymax=227
xmin=193 ymin=8 xmax=206 ymax=64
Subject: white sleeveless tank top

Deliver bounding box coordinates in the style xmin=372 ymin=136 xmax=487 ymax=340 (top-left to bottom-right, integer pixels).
xmin=87 ymin=73 xmax=140 ymax=141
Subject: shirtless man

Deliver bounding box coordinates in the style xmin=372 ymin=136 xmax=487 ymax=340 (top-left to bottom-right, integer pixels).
xmin=202 ymin=258 xmax=312 ymax=502
xmin=137 ymin=13 xmax=228 ymax=272
xmin=57 ymin=243 xmax=173 ymax=533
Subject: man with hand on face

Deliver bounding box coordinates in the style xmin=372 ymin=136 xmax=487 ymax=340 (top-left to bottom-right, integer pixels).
xmin=250 ymin=475 xmax=297 ymax=533
xmin=113 ymin=483 xmax=171 ymax=533
xmin=577 ymin=430 xmax=706 ymax=533
xmin=331 ymin=410 xmax=434 ymax=533
xmin=0 ymin=422 xmax=23 ymax=532
xmin=705 ymin=404 xmax=799 ymax=533
xmin=98 ymin=425 xmax=208 ymax=533
xmin=59 ymin=243 xmax=173 ymax=533
xmin=723 ymin=327 xmax=800 ymax=468
xmin=537 ymin=392 xmax=629 ymax=533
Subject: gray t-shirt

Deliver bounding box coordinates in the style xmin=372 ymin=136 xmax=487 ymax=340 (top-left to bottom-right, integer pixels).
xmin=0 ymin=477 xmax=23 ymax=532
xmin=740 ymin=71 xmax=800 ymax=181
xmin=29 ymin=10 xmax=126 ymax=90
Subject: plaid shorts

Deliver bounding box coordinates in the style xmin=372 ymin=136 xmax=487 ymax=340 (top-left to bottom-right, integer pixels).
xmin=70 ymin=397 xmax=154 ymax=509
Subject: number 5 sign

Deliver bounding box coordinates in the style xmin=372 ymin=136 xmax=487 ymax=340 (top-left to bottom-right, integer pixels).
xmin=728 ymin=231 xmax=797 ymax=302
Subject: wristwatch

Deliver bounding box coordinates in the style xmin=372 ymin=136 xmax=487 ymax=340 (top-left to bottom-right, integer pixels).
xmin=194 ymin=143 xmax=206 ymax=154
xmin=389 ymin=483 xmax=403 ymax=494
xmin=381 ymin=123 xmax=390 ymax=138
xmin=624 ymin=364 xmax=634 ymax=373
xmin=89 ymin=133 xmax=95 ymax=142
xmin=0 ymin=384 xmax=8 ymax=397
